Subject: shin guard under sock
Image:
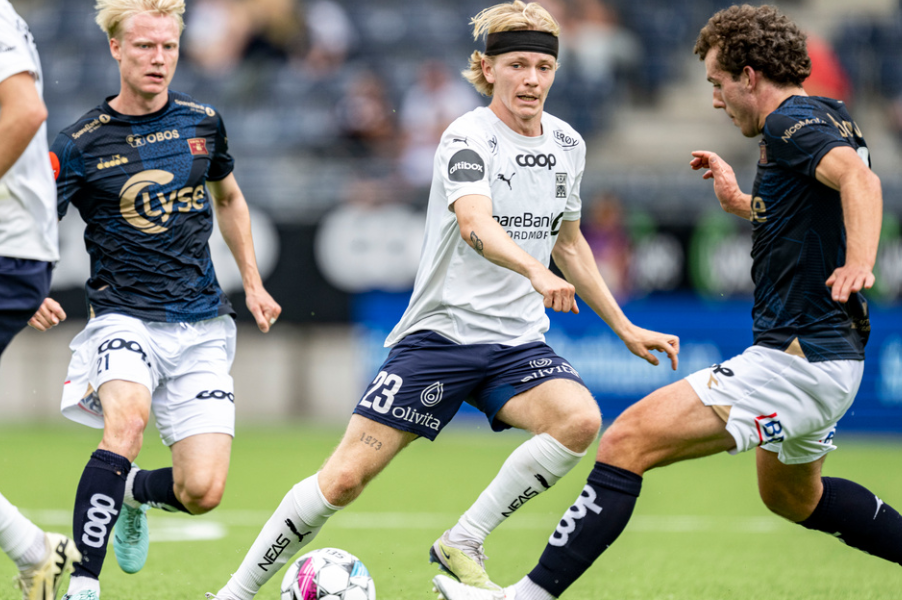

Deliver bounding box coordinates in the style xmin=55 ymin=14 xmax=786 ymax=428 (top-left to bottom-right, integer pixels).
xmin=800 ymin=476 xmax=902 ymax=565
xmin=71 ymin=450 xmax=132 ymax=579
xmin=528 ymin=462 xmax=642 ymax=597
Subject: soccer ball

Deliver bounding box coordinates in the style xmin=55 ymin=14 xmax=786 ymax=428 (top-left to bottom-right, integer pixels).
xmin=280 ymin=547 xmax=376 ymax=600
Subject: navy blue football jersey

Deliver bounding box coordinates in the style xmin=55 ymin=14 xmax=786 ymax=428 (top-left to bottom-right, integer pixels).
xmin=751 ymin=95 xmax=870 ymax=361
xmin=50 ymin=91 xmax=235 ymax=323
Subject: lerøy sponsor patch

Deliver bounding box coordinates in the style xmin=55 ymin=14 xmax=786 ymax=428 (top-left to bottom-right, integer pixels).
xmin=448 ymin=149 xmax=485 ymax=182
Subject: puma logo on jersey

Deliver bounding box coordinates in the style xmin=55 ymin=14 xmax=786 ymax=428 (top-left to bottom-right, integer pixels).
xmin=497 ymin=172 xmax=515 ymax=189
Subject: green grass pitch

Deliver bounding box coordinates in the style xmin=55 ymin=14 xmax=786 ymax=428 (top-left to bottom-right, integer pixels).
xmin=2 ymin=421 xmax=901 ymax=600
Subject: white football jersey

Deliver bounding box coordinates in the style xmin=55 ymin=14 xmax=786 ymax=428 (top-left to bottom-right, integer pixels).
xmin=0 ymin=1 xmax=58 ymax=262
xmin=386 ymin=106 xmax=585 ymax=347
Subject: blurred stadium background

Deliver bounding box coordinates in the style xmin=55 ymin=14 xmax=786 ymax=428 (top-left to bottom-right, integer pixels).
xmin=2 ymin=0 xmax=902 ymax=436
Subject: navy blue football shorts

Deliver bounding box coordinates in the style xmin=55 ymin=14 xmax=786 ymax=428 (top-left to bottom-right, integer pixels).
xmin=0 ymin=257 xmax=52 ymax=359
xmin=353 ymin=330 xmax=587 ymax=440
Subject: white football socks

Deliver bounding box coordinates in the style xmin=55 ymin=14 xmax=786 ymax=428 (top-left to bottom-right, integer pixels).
xmin=0 ymin=492 xmax=45 ymax=569
xmin=511 ymin=575 xmax=555 ymax=600
xmin=454 ymin=433 xmax=585 ymax=542
xmin=219 ymin=474 xmax=340 ymax=600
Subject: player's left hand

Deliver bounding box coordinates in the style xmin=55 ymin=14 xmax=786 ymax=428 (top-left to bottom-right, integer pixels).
xmin=28 ymin=297 xmax=66 ymax=331
xmin=620 ymin=325 xmax=680 ymax=370
xmin=246 ymin=288 xmax=282 ymax=333
xmin=826 ymin=263 xmax=875 ymax=302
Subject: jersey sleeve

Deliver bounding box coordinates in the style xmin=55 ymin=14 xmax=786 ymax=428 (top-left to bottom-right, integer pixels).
xmin=0 ymin=16 xmax=37 ymax=84
xmin=563 ymin=142 xmax=586 ymax=221
xmin=49 ymin=133 xmax=86 ymax=220
xmin=206 ymin=112 xmax=235 ymax=181
xmin=764 ymin=112 xmax=851 ymax=179
xmin=436 ymin=126 xmax=493 ymax=208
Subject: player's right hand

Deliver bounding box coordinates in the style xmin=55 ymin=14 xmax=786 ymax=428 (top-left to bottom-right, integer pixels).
xmin=690 ymin=150 xmax=750 ymax=218
xmin=28 ymin=297 xmax=66 ymax=331
xmin=531 ymin=269 xmax=579 ymax=314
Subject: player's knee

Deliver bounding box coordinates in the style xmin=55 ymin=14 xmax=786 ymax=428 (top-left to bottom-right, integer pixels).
xmin=560 ymin=405 xmax=601 ymax=453
xmin=596 ymin=415 xmax=647 ymax=467
xmin=320 ymin=465 xmax=367 ymax=507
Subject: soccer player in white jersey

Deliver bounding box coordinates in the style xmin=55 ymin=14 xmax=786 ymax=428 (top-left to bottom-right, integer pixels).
xmin=209 ymin=2 xmax=678 ymax=599
xmin=0 ymin=2 xmax=83 ymax=599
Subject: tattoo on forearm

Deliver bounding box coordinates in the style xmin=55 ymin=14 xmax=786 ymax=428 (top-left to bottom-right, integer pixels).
xmin=470 ymin=231 xmax=485 ymax=256
xmin=359 ymin=432 xmax=383 ymax=451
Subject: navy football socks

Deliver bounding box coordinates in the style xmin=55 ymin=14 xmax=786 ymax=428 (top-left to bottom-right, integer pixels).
xmin=800 ymin=476 xmax=902 ymax=565
xmin=132 ymin=467 xmax=189 ymax=514
xmin=528 ymin=462 xmax=642 ymax=597
xmin=71 ymin=450 xmax=132 ymax=579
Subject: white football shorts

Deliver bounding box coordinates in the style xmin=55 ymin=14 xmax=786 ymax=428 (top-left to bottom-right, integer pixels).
xmin=685 ymin=345 xmax=863 ymax=464
xmin=60 ymin=313 xmax=237 ymax=446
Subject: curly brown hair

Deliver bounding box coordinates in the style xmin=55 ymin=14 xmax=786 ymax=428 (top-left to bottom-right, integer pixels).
xmin=694 ymin=4 xmax=811 ymax=87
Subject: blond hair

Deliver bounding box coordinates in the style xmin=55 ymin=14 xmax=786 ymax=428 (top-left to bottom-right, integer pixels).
xmin=463 ymin=1 xmax=560 ymax=96
xmin=95 ymin=0 xmax=186 ymax=39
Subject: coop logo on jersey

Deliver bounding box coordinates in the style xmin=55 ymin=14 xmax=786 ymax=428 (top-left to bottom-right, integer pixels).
xmin=516 ymin=153 xmax=556 ymax=170
xmin=553 ymin=129 xmax=579 ymax=149
xmin=188 ymin=138 xmax=209 ymax=155
xmin=126 ymin=129 xmax=180 ymax=148
xmin=555 ymin=173 xmax=567 ymax=199
xmin=448 ymin=149 xmax=485 ymax=182
xmin=118 ymin=170 xmax=207 ymax=234
xmin=420 ymin=382 xmax=443 ymax=407
xmin=755 ymin=412 xmax=785 ymax=445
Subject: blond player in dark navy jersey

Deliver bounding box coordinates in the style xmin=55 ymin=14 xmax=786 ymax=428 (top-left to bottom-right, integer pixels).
xmin=28 ymin=2 xmax=280 ymax=599
xmin=434 ymin=6 xmax=902 ymax=600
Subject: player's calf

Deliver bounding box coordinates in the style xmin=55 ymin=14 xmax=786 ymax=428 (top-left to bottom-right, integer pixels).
xmin=799 ymin=477 xmax=902 ymax=565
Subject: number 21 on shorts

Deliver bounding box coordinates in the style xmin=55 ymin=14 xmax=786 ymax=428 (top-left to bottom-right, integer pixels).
xmin=359 ymin=370 xmax=403 ymax=414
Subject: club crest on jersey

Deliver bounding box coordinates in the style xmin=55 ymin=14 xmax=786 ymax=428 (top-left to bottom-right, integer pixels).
xmin=188 ymin=138 xmax=209 ymax=156
xmin=448 ymin=149 xmax=485 ymax=182
xmin=555 ymin=173 xmax=567 ymax=198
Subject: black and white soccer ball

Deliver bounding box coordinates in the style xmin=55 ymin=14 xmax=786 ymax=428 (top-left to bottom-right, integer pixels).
xmin=280 ymin=547 xmax=376 ymax=600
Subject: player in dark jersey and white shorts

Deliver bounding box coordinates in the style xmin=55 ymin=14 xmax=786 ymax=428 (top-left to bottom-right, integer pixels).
xmin=433 ymin=6 xmax=902 ymax=600
xmin=209 ymin=2 xmax=679 ymax=599
xmin=27 ymin=2 xmax=281 ymax=599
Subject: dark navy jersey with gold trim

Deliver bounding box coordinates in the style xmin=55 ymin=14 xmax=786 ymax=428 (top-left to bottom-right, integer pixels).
xmin=50 ymin=90 xmax=235 ymax=323
xmin=751 ymin=95 xmax=869 ymax=361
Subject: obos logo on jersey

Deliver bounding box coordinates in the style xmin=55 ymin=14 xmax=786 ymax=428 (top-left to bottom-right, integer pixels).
xmin=448 ymin=149 xmax=485 ymax=182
